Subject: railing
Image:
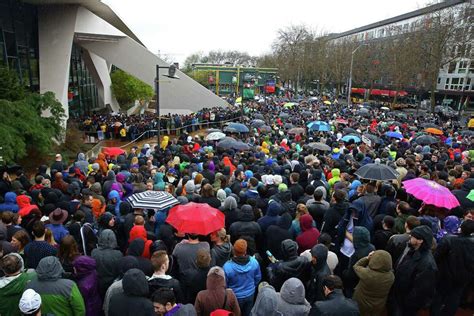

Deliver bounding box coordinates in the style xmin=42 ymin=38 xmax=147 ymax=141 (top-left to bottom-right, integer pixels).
xmin=84 ymin=116 xmax=243 ymax=159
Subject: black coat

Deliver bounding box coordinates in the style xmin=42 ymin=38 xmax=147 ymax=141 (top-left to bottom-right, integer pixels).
xmin=229 ymin=207 xmax=262 ymax=245
xmin=182 ymin=267 xmax=210 ymax=304
xmin=309 ymin=289 xmax=359 ymax=316
xmin=264 ymin=213 xmax=293 ymax=259
xmin=289 ymin=183 xmax=305 ymax=202
xmin=321 ymin=201 xmax=348 ymax=240
xmin=148 ymin=275 xmax=184 ymax=302
xmin=308 ymin=201 xmax=329 ymax=230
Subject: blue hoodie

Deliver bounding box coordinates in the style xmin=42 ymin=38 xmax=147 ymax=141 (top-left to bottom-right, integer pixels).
xmin=348 ymin=180 xmax=362 ymax=199
xmin=258 ymin=200 xmax=281 ymax=232
xmin=224 ymin=256 xmax=262 ymax=299
xmin=0 ymin=192 xmax=19 ymax=213
xmin=107 ymin=190 xmax=122 ymax=219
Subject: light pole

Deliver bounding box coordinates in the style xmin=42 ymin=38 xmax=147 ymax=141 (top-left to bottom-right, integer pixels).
xmin=347 ymin=43 xmax=367 ymax=107
xmin=155 ymin=64 xmax=179 ymax=146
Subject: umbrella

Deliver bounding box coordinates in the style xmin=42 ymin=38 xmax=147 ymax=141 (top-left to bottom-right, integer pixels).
xmin=362 ymin=133 xmax=381 ymax=146
xmin=467 ymin=189 xmax=474 ymax=202
xmin=102 ymin=147 xmax=126 ymax=157
xmin=235 ymin=97 xmax=242 ymax=103
xmin=460 ymin=130 xmax=474 ymax=137
xmin=422 ymin=123 xmax=441 ymax=129
xmin=207 ymin=128 xmax=222 ymax=133
xmin=217 ymin=138 xmax=250 ymax=151
xmin=283 ymin=102 xmax=295 ymax=108
xmin=307 ymin=121 xmax=331 ymax=132
xmin=258 ymin=125 xmax=272 ymax=133
xmin=336 ymin=118 xmax=349 ymax=124
xmin=254 ymin=113 xmax=265 ymax=120
xmin=414 ymin=135 xmax=438 ymax=146
xmin=394 ymin=112 xmax=408 ymax=119
xmin=385 ymin=131 xmax=403 ymax=139
xmin=343 ymin=127 xmax=358 ymax=134
xmin=166 ymin=202 xmax=225 ymax=235
xmin=284 ymin=123 xmax=294 ymax=129
xmin=357 ymin=109 xmax=370 ymax=117
xmin=425 ymin=127 xmax=443 ymax=135
xmin=323 ymin=100 xmax=331 ymax=105
xmin=224 ymin=123 xmax=249 ymax=133
xmin=113 ymin=122 xmax=122 ymax=127
xmin=302 ymin=110 xmax=313 ymax=116
xmin=308 ymin=142 xmax=331 ymax=151
xmin=250 ymin=119 xmax=265 ymax=127
xmin=288 ymin=127 xmax=305 ymax=135
xmin=381 ymin=107 xmax=390 ymax=111
xmin=205 ymin=132 xmax=226 ymax=141
xmin=341 ymin=135 xmax=361 ymax=143
xmin=279 ymin=112 xmax=290 ymax=119
xmin=127 ymin=191 xmax=179 ymax=210
xmin=355 ymin=163 xmax=399 ymax=181
xmin=402 ymin=178 xmax=460 ymax=210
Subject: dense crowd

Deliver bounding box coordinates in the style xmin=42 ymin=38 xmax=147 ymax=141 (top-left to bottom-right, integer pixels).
xmin=0 ymin=97 xmax=474 ymax=316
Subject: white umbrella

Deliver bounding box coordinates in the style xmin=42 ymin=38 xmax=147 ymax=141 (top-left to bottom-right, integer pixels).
xmin=127 ymin=191 xmax=179 ymax=210
xmin=205 ymin=132 xmax=226 ymax=141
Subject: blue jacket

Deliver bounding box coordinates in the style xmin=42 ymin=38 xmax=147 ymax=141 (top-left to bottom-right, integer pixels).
xmin=45 ymin=223 xmax=70 ymax=243
xmin=0 ymin=192 xmax=19 ymax=213
xmin=224 ymin=256 xmax=261 ymax=299
xmin=257 ymin=200 xmax=281 ymax=232
xmin=107 ymin=190 xmax=122 ymax=219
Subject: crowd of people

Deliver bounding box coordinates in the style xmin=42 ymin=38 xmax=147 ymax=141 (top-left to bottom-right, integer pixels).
xmin=0 ymin=97 xmax=474 ymax=316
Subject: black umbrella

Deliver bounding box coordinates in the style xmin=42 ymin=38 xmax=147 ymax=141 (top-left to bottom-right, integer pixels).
xmin=258 ymin=125 xmax=272 ymax=133
xmin=254 ymin=113 xmax=265 ymax=120
xmin=343 ymin=127 xmax=358 ymax=134
xmin=284 ymin=123 xmax=294 ymax=129
xmin=279 ymin=112 xmax=290 ymax=119
xmin=414 ymin=135 xmax=438 ymax=146
xmin=308 ymin=142 xmax=331 ymax=151
xmin=302 ymin=110 xmax=313 ymax=116
xmin=355 ymin=163 xmax=399 ymax=180
xmin=362 ymin=134 xmax=381 ymax=146
xmin=357 ymin=109 xmax=370 ymax=117
xmin=460 ymin=130 xmax=474 ymax=137
xmin=250 ymin=119 xmax=265 ymax=127
xmin=422 ymin=123 xmax=441 ymax=129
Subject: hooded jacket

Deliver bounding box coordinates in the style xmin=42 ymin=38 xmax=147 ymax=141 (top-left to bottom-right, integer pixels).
xmin=128 ymin=225 xmax=153 ymax=259
xmin=310 ymin=289 xmax=359 ymax=316
xmin=353 ymin=250 xmax=395 ymax=316
xmin=322 ymin=200 xmax=349 ymax=240
xmin=452 ymin=178 xmax=474 ymax=211
xmin=257 ymin=200 xmax=281 ymax=233
xmin=16 ymin=195 xmax=38 ymax=217
xmin=91 ymin=230 xmax=123 ymax=296
xmin=223 ymin=255 xmax=261 ymax=299
xmin=307 ymin=244 xmax=331 ymax=304
xmin=128 ymin=239 xmax=153 ymax=276
xmin=211 ymin=241 xmax=233 ymax=267
xmin=26 ymin=256 xmax=85 ymax=316
xmin=229 ymin=205 xmax=262 ymax=245
xmin=0 ymin=255 xmax=35 ymax=316
xmin=296 ymin=214 xmax=320 ymax=253
xmin=75 ymin=153 xmax=89 ymax=175
xmin=221 ymin=196 xmax=240 ymax=229
xmin=328 ymin=168 xmax=341 ymax=188
xmin=0 ymin=192 xmax=19 ymax=212
xmin=107 ymin=190 xmax=122 ymax=219
xmin=109 ymin=269 xmax=155 ymax=316
xmin=277 ymin=278 xmax=311 ymax=316
xmin=194 ymin=268 xmax=241 ymax=316
xmin=74 ymin=256 xmax=102 ymax=316
xmin=268 ymin=239 xmax=310 ymax=291
xmin=337 ymin=199 xmax=373 ymax=247
xmin=265 ymin=212 xmax=293 ymax=259
xmin=250 ymin=285 xmax=282 ymax=316
xmin=393 ymin=225 xmax=437 ymax=312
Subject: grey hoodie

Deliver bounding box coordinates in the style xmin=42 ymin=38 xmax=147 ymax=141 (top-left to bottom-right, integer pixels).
xmin=36 ymin=256 xmax=64 ymax=281
xmin=277 ymin=278 xmax=311 ymax=315
xmin=251 ymin=285 xmax=282 ymax=316
xmin=75 ymin=153 xmax=89 ymax=175
xmin=92 ymin=230 xmax=123 ymax=294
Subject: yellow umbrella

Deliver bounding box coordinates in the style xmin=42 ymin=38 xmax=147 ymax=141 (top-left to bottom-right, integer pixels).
xmin=283 ymin=102 xmax=295 ymax=108
xmin=235 ymin=97 xmax=242 ymax=103
xmin=323 ymin=100 xmax=331 ymax=105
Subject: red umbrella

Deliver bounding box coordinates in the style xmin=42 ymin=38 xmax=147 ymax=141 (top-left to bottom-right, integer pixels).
xmin=102 ymin=147 xmax=126 ymax=157
xmin=166 ymin=202 xmax=225 ymax=235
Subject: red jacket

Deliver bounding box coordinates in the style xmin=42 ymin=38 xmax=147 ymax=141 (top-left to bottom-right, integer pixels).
xmin=128 ymin=225 xmax=152 ymax=258
xmin=296 ymin=214 xmax=320 ymax=253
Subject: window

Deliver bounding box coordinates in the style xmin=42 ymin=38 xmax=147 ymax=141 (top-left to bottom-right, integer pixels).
xmin=448 ymin=62 xmax=456 ymax=73
xmin=452 ymin=78 xmax=459 ymax=84
xmin=446 ymin=78 xmax=450 ymax=84
xmin=459 ymin=60 xmax=468 ymax=73
xmin=437 ymin=77 xmax=441 ymax=84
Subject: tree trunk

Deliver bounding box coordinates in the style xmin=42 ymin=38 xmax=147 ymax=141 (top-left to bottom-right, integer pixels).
xmin=430 ymin=87 xmax=436 ymax=113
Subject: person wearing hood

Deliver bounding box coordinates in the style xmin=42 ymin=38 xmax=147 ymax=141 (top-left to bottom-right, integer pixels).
xmin=0 ymin=253 xmax=36 ymax=316
xmin=265 ymin=212 xmax=292 ymax=259
xmin=348 ymin=180 xmax=362 ymax=200
xmin=309 ymin=275 xmax=359 ymax=316
xmin=306 ymin=244 xmax=331 ymax=304
xmin=16 ymin=195 xmax=39 ymax=218
xmin=220 ymin=196 xmax=240 ymax=230
xmin=276 ymin=278 xmax=311 ymax=316
xmin=195 ymin=266 xmax=241 ymax=316
xmin=211 ymin=228 xmax=233 ymax=267
xmin=353 ymin=250 xmax=395 ymax=316
xmin=328 ymin=168 xmax=341 ymax=190
xmin=452 ymin=178 xmax=474 ymax=217
xmin=321 ymin=189 xmax=349 ymax=241
xmin=229 ymin=204 xmax=262 ymax=246
xmin=392 ymin=225 xmax=437 ymax=316
xmin=107 ymin=190 xmax=122 ymax=220
xmin=296 ymin=214 xmax=320 ymax=253
xmin=109 ymin=268 xmax=155 ymax=316
xmin=431 ymin=220 xmax=474 ymax=316
xmin=75 ymin=153 xmax=89 ymax=175
xmin=0 ymin=192 xmax=19 ymax=213
xmin=26 ymin=256 xmax=85 ymax=315
xmin=154 ymin=172 xmax=166 ymax=191
xmin=267 ymin=239 xmax=310 ymax=291
xmin=223 ymin=239 xmax=261 ymax=316
xmin=257 ymin=200 xmax=281 ymax=233
xmin=74 ymin=255 xmax=102 ymax=316
xmin=91 ymin=229 xmax=123 ymax=297
xmin=95 ymin=153 xmax=109 ymax=176
xmin=128 ymin=238 xmax=153 ymax=277
xmin=342 ymin=226 xmax=375 ymax=297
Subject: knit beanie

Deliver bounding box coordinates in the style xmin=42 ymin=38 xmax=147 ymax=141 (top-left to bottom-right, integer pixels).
xmin=233 ymin=239 xmax=247 ymax=257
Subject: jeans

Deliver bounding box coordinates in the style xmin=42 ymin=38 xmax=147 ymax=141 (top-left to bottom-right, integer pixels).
xmin=238 ymin=295 xmax=254 ymax=316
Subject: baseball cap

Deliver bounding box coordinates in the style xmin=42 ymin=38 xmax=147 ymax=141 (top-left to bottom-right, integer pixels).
xmin=19 ymin=289 xmax=41 ymax=314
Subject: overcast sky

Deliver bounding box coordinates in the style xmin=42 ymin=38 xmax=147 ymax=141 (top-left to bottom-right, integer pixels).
xmin=103 ymin=0 xmax=434 ymax=64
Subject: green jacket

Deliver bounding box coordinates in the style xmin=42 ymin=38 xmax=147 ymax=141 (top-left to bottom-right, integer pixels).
xmin=394 ymin=214 xmax=409 ymax=234
xmin=0 ymin=272 xmax=36 ymax=316
xmin=26 ymin=256 xmax=85 ymax=316
xmin=353 ymin=250 xmax=395 ymax=316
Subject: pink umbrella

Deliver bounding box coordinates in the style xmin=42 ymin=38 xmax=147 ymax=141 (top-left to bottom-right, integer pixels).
xmin=402 ymin=178 xmax=460 ymax=210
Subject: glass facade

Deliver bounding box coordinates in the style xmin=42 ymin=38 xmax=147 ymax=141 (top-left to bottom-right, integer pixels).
xmin=68 ymin=44 xmax=100 ymax=118
xmin=0 ymin=0 xmax=39 ymax=90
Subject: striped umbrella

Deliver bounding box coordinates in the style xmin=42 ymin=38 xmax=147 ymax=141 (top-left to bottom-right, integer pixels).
xmin=127 ymin=191 xmax=179 ymax=210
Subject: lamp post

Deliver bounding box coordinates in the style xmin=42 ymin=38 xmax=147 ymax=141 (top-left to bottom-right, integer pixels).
xmin=155 ymin=64 xmax=179 ymax=146
xmin=347 ymin=43 xmax=367 ymax=107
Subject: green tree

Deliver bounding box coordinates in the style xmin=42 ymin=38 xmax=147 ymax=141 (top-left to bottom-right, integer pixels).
xmin=0 ymin=66 xmax=25 ymax=101
xmin=0 ymin=92 xmax=65 ymax=163
xmin=110 ymin=69 xmax=154 ymax=109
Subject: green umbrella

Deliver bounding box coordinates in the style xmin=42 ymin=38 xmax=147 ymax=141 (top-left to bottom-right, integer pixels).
xmin=467 ymin=189 xmax=474 ymax=202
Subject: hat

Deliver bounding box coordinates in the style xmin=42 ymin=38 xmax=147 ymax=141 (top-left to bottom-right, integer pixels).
xmin=278 ymin=183 xmax=288 ymax=192
xmin=396 ymin=158 xmax=406 ymax=167
xmin=55 ymin=154 xmax=61 ymax=159
xmin=68 ymin=166 xmax=76 ymax=174
xmin=19 ymin=289 xmax=42 ymax=314
xmin=208 ymin=266 xmax=226 ymax=281
xmin=233 ymin=239 xmax=247 ymax=256
xmin=49 ymin=208 xmax=68 ymax=224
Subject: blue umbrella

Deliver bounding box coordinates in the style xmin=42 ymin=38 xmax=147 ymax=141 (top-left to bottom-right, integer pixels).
xmin=341 ymin=135 xmax=361 ymax=143
xmin=385 ymin=131 xmax=403 ymax=139
xmin=307 ymin=121 xmax=331 ymax=132
xmin=224 ymin=123 xmax=249 ymax=133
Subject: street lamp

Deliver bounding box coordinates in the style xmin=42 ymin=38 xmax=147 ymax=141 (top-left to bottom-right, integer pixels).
xmin=155 ymin=64 xmax=179 ymax=146
xmin=347 ymin=43 xmax=368 ymax=107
